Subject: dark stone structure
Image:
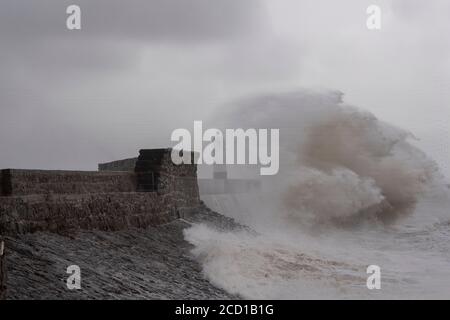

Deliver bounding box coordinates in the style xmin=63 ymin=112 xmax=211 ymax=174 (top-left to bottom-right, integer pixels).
xmin=0 ymin=148 xmax=262 ymax=299
xmin=0 ymin=169 xmax=137 ymax=196
xmin=98 ymin=157 xmax=137 ymax=172
xmin=0 ymin=149 xmax=200 ymax=235
xmin=0 ymin=148 xmax=206 ymax=299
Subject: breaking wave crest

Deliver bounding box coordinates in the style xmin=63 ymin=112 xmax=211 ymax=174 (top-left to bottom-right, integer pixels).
xmin=292 ymin=106 xmax=438 ymax=223
xmin=212 ymin=89 xmax=442 ymax=225
xmin=186 ymin=89 xmax=450 ymax=299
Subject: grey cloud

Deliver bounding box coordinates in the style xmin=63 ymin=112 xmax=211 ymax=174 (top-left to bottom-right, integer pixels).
xmin=392 ymin=0 xmax=450 ymax=22
xmin=0 ymin=0 xmax=265 ymax=42
xmin=0 ymin=0 xmax=267 ymax=82
xmin=0 ymin=0 xmax=274 ymax=170
xmin=0 ymin=0 xmax=448 ymax=177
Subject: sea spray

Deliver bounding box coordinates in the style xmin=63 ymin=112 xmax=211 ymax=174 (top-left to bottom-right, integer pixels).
xmin=185 ymin=89 xmax=450 ymax=299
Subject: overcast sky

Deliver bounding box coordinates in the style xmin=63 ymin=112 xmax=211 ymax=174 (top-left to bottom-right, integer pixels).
xmin=0 ymin=0 xmax=449 ymax=177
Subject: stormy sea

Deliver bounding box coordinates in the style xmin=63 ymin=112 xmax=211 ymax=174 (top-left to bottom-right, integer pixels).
xmin=186 ymin=89 xmax=450 ymax=299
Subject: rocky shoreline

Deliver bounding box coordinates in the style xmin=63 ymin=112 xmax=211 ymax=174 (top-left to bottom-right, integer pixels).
xmin=2 ymin=206 xmax=241 ymax=300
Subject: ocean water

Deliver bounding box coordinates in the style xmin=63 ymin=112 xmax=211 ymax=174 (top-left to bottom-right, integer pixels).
xmin=186 ymin=192 xmax=450 ymax=299
xmin=184 ymin=90 xmax=450 ymax=299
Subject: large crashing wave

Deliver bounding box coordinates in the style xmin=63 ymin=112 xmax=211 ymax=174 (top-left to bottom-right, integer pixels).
xmin=212 ymin=89 xmax=441 ymax=225
xmin=187 ymin=89 xmax=449 ymax=299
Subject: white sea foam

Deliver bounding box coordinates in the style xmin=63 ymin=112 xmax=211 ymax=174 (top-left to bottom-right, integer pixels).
xmin=185 ymin=89 xmax=450 ymax=299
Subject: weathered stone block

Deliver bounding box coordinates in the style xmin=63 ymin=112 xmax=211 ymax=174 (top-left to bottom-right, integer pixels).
xmin=0 ymin=148 xmax=202 ymax=236
xmin=0 ymin=170 xmax=137 ymax=196
xmin=0 ymin=193 xmax=178 ymax=235
xmin=98 ymin=157 xmax=137 ymax=172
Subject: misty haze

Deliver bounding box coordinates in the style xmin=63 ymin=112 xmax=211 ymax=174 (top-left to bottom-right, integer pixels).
xmin=0 ymin=0 xmax=449 ymax=302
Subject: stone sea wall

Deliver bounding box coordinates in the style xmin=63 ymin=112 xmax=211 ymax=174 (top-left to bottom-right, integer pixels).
xmin=0 ymin=148 xmax=207 ymax=299
xmin=0 ymin=149 xmax=201 ymax=235
xmin=0 ymin=193 xmax=175 ymax=235
xmin=139 ymin=149 xmax=200 ymax=211
xmin=0 ymin=169 xmax=137 ymax=196
xmin=98 ymin=157 xmax=137 ymax=172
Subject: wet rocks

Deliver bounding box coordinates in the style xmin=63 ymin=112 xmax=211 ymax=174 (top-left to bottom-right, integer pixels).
xmin=3 ymin=209 xmax=239 ymax=300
